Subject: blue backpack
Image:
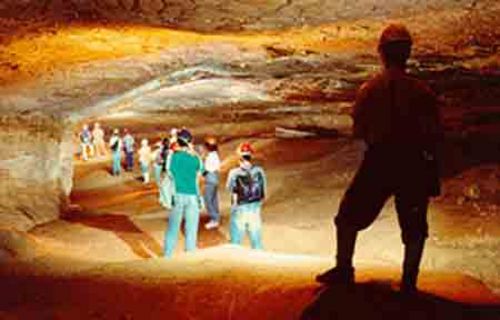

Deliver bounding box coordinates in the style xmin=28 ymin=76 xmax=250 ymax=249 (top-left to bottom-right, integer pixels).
xmin=234 ymin=166 xmax=264 ymax=205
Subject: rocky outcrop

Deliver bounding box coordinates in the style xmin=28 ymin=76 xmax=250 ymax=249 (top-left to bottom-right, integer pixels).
xmin=0 ymin=114 xmax=73 ymax=231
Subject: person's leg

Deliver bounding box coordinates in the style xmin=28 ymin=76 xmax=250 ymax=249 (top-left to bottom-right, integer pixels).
xmin=164 ymin=195 xmax=185 ymax=257
xmin=213 ymin=187 xmax=220 ymax=220
xmin=100 ymin=141 xmax=108 ymax=157
xmin=230 ymin=206 xmax=243 ymax=245
xmin=317 ymin=151 xmax=391 ymax=284
xmin=112 ymin=152 xmax=121 ymax=175
xmin=144 ymin=164 xmax=150 ymax=183
xmin=89 ymin=143 xmax=95 ymax=158
xmin=204 ymin=182 xmax=219 ymax=223
xmin=247 ymin=204 xmax=263 ymax=249
xmin=395 ymin=194 xmax=429 ymax=292
xmin=126 ymin=152 xmax=133 ymax=170
xmin=94 ymin=141 xmax=100 ymax=157
xmin=140 ymin=162 xmax=148 ymax=183
xmin=97 ymin=140 xmax=104 ymax=157
xmin=184 ymin=195 xmax=200 ymax=252
xmin=154 ymin=164 xmax=162 ymax=186
xmin=81 ymin=143 xmax=88 ymax=161
xmin=158 ymin=176 xmax=168 ymax=207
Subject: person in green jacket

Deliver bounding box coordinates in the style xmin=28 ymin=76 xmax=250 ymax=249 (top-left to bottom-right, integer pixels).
xmin=164 ymin=128 xmax=204 ymax=257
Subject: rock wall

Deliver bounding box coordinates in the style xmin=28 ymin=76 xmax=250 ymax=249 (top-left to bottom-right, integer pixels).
xmin=0 ymin=114 xmax=73 ymax=231
xmin=0 ymin=0 xmax=492 ymax=31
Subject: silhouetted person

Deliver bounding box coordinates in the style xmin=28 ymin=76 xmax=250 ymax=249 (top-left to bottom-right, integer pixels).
xmin=317 ymin=24 xmax=442 ymax=293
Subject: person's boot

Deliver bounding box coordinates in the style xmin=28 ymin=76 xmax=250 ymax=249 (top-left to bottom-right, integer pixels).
xmin=316 ymin=227 xmax=357 ymax=285
xmin=401 ymin=239 xmax=425 ymax=294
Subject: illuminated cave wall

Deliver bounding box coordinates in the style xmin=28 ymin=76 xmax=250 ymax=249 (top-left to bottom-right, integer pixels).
xmin=0 ymin=0 xmax=485 ymax=31
xmin=0 ymin=0 xmax=497 ymax=232
xmin=0 ymin=114 xmax=73 ymax=231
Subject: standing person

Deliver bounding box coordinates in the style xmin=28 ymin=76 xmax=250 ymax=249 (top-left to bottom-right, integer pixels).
xmin=226 ymin=142 xmax=267 ymax=249
xmin=92 ymin=122 xmax=107 ymax=158
xmin=316 ymin=24 xmax=442 ymax=294
xmin=203 ymin=137 xmax=222 ymax=230
xmin=152 ymin=140 xmax=165 ymax=186
xmin=122 ymin=129 xmax=135 ymax=171
xmin=138 ymin=138 xmax=152 ymax=184
xmin=169 ymin=128 xmax=179 ymax=152
xmin=164 ymin=129 xmax=204 ymax=258
xmin=157 ymin=138 xmax=173 ymax=209
xmin=79 ymin=124 xmax=93 ymax=161
xmin=109 ymin=128 xmax=123 ymax=176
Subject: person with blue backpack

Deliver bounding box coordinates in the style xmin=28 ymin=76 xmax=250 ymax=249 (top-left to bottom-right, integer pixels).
xmin=226 ymin=142 xmax=267 ymax=249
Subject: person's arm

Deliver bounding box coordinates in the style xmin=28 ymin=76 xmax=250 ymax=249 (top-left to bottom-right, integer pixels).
xmin=226 ymin=169 xmax=238 ymax=205
xmin=259 ymin=167 xmax=267 ymax=201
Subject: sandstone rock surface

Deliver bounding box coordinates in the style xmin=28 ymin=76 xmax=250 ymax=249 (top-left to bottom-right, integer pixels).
xmin=0 ymin=114 xmax=73 ymax=230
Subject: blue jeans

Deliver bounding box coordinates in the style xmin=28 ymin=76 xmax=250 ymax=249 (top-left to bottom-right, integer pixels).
xmin=203 ymin=172 xmax=220 ymax=222
xmin=140 ymin=162 xmax=149 ymax=174
xmin=112 ymin=151 xmax=121 ymax=175
xmin=230 ymin=202 xmax=263 ymax=249
xmin=125 ymin=151 xmax=134 ymax=170
xmin=164 ymin=194 xmax=201 ymax=257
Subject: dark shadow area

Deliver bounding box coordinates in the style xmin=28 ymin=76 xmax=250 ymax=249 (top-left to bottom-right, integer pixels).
xmin=419 ymin=68 xmax=500 ymax=178
xmin=441 ymin=134 xmax=500 ymax=178
xmin=301 ymin=282 xmax=500 ymax=320
xmin=64 ymin=213 xmax=162 ymax=258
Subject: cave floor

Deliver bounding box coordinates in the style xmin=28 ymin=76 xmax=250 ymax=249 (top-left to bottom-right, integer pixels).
xmin=2 ymin=133 xmax=497 ymax=319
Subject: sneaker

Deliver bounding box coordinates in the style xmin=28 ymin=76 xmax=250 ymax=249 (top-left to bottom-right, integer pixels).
xmin=204 ymin=220 xmax=220 ymax=230
xmin=316 ymin=266 xmax=354 ymax=285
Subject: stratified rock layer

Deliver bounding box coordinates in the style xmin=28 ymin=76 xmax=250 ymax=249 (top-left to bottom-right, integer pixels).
xmin=0 ymin=114 xmax=73 ymax=230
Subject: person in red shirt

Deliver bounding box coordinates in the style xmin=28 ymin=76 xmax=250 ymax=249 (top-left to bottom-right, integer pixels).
xmin=316 ymin=24 xmax=442 ymax=293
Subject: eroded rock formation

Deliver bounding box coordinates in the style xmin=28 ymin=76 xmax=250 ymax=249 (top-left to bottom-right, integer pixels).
xmin=0 ymin=0 xmax=498 ymax=234
xmin=0 ymin=114 xmax=73 ymax=231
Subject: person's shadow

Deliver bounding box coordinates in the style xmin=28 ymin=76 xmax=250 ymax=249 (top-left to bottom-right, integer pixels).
xmin=301 ymin=282 xmax=500 ymax=320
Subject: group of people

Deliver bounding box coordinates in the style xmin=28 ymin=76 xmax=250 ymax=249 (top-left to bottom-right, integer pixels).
xmin=76 ymin=24 xmax=442 ymax=294
xmin=77 ymin=123 xmax=268 ymax=256
xmin=78 ymin=123 xmax=107 ymax=161
xmin=156 ymin=128 xmax=267 ymax=257
xmin=78 ymin=124 xmax=155 ymax=182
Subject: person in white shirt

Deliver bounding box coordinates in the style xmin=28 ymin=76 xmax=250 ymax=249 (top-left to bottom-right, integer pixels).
xmin=203 ymin=137 xmax=222 ymax=230
xmin=138 ymin=138 xmax=152 ymax=184
xmin=92 ymin=122 xmax=107 ymax=158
